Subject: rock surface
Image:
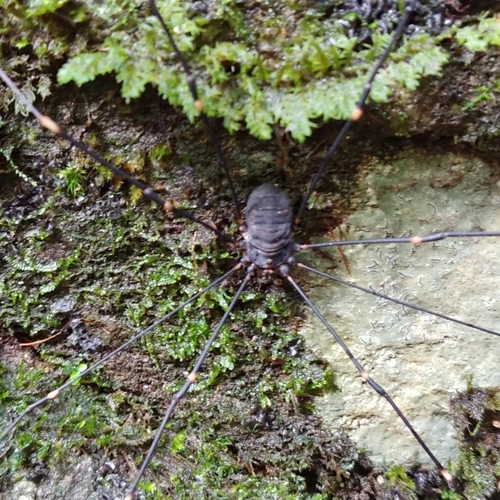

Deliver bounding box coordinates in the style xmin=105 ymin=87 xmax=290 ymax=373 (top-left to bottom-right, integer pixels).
xmin=299 ymin=146 xmax=500 ymax=467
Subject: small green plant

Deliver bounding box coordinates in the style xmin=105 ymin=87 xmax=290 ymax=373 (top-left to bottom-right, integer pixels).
xmin=454 ymin=12 xmax=500 ymax=52
xmin=386 ymin=465 xmax=417 ymax=499
xmin=462 ymin=85 xmax=495 ymax=111
xmin=1 ymin=147 xmax=37 ymax=186
xmin=9 ymin=0 xmax=454 ymax=142
xmin=58 ymin=164 xmax=84 ymax=197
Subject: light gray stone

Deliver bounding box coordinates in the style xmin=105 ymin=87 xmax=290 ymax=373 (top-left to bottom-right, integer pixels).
xmin=299 ymin=151 xmax=500 ymax=467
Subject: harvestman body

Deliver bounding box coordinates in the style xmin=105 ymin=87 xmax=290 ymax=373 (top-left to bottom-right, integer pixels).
xmin=2 ymin=0 xmax=500 ymax=498
xmin=243 ymin=184 xmax=295 ymax=269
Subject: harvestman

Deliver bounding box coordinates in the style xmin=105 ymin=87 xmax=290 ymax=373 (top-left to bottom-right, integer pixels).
xmin=1 ymin=0 xmax=500 ymax=498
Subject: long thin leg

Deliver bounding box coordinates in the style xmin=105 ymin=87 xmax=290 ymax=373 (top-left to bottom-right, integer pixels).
xmin=298 ymin=262 xmax=500 ymax=338
xmin=295 ymin=0 xmax=416 ymax=226
xmin=0 ymin=262 xmax=243 ymax=443
xmin=125 ymin=266 xmax=254 ymax=500
xmin=149 ymin=0 xmax=242 ymax=223
xmin=0 ymin=67 xmax=233 ymax=243
xmin=299 ymin=230 xmax=500 ymax=250
xmin=282 ymin=270 xmax=456 ymax=489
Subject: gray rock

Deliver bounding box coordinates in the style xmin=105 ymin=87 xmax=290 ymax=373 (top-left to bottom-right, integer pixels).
xmin=50 ymin=296 xmax=76 ymax=314
xmin=299 ymin=150 xmax=500 ymax=467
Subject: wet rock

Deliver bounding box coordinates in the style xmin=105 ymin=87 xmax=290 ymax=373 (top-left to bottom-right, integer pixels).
xmin=50 ymin=295 xmax=76 ymax=314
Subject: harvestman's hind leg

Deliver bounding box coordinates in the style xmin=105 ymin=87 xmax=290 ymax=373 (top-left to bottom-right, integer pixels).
xmin=297 ymin=152 xmax=500 ymax=467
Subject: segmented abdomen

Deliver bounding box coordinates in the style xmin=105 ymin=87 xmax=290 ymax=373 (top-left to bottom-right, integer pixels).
xmin=245 ymin=183 xmax=293 ymax=266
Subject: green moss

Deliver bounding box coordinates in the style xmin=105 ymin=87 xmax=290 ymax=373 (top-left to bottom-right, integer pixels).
xmin=0 ymin=147 xmax=38 ymax=186
xmin=0 ymin=111 xmax=340 ymax=496
xmin=0 ymin=360 xmax=128 ymax=476
xmin=449 ymin=387 xmax=500 ymax=499
xmin=462 ymin=83 xmax=499 ymax=112
xmin=0 ymin=157 xmax=338 ymax=497
xmin=57 ymin=164 xmax=85 ymax=197
xmin=386 ymin=465 xmax=417 ymax=499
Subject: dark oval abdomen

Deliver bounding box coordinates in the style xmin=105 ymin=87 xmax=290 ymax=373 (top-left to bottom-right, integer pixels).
xmin=245 ymin=183 xmax=293 ymax=265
